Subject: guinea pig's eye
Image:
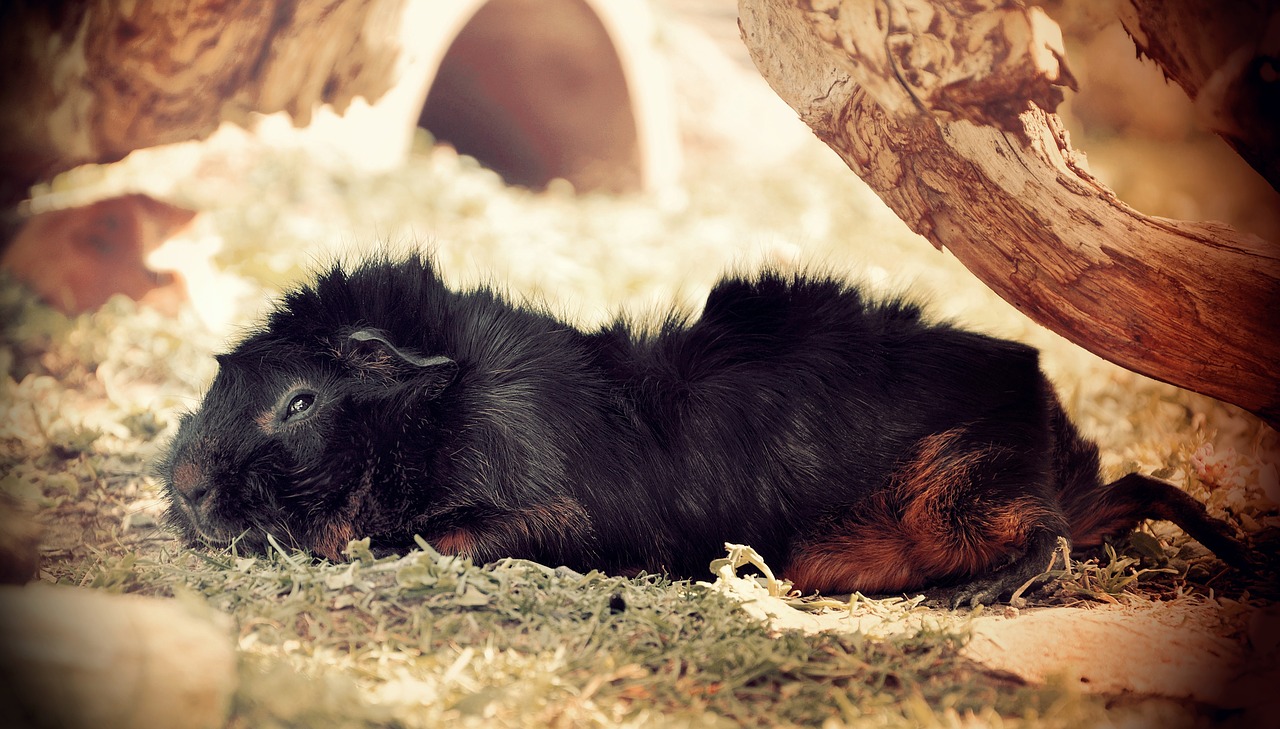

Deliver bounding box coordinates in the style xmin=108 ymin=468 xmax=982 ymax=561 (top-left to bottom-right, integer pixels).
xmin=282 ymin=392 xmax=316 ymax=422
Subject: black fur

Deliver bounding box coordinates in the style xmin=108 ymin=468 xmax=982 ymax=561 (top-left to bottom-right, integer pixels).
xmin=158 ymin=254 xmax=1255 ymax=606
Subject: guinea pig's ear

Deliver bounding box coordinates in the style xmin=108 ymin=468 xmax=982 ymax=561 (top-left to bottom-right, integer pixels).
xmin=343 ymin=328 xmax=458 ymax=401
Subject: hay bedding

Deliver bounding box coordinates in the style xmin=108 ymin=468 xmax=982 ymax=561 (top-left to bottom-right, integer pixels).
xmin=2 ymin=12 xmax=1278 ymax=729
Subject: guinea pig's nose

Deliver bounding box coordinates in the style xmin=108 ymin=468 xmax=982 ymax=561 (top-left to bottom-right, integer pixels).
xmin=171 ymin=461 xmax=210 ymax=505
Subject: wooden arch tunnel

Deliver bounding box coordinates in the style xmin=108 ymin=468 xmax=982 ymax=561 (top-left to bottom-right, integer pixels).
xmin=423 ymin=0 xmax=647 ymax=193
xmin=304 ymin=0 xmax=682 ymax=194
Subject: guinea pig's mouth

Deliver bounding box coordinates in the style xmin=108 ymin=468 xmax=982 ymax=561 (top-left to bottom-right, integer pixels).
xmin=181 ymin=519 xmax=298 ymax=557
xmin=165 ymin=499 xmax=287 ymax=556
xmin=170 ymin=507 xmax=244 ymax=548
xmin=192 ymin=520 xmax=250 ymax=548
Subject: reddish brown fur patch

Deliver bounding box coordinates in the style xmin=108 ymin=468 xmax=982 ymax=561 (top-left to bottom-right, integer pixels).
xmin=785 ymin=429 xmax=1052 ymax=594
xmin=513 ymin=497 xmax=591 ymax=544
xmin=426 ymin=495 xmax=592 ymax=563
xmin=171 ymin=461 xmax=203 ymax=497
xmin=481 ymin=496 xmax=592 ymax=554
xmin=432 ymin=529 xmax=477 ymax=556
xmin=310 ymin=467 xmax=376 ymax=561
xmin=899 ymin=436 xmax=1050 ymax=577
xmin=896 ymin=431 xmax=990 ymax=575
xmin=786 ymin=493 xmax=923 ymax=593
xmin=1065 ymin=501 xmax=1139 ymax=549
xmin=314 ymin=520 xmax=356 ymax=561
xmin=254 ymin=409 xmax=274 ymax=433
xmin=987 ymin=497 xmax=1055 ymax=547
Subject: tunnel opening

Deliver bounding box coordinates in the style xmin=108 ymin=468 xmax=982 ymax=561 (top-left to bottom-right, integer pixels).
xmin=418 ymin=0 xmax=643 ymax=194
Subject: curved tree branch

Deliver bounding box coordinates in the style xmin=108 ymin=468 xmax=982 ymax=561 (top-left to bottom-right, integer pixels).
xmin=738 ymin=0 xmax=1280 ymax=425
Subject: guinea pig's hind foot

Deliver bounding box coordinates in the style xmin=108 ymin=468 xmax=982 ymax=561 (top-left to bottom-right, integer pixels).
xmin=922 ymin=530 xmax=1065 ymax=610
xmin=922 ymin=570 xmax=1055 ymax=610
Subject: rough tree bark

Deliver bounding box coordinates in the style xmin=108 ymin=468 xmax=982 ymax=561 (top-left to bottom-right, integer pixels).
xmin=0 ymin=0 xmax=406 ymax=211
xmin=738 ymin=0 xmax=1280 ymax=426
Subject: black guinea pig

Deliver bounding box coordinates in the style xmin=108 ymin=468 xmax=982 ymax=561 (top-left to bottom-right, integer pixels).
xmin=159 ymin=254 xmax=1255 ymax=606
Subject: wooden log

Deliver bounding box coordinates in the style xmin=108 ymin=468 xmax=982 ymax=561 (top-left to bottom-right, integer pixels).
xmin=0 ymin=0 xmax=405 ymax=209
xmin=737 ymin=0 xmax=1280 ymax=426
xmin=0 ymin=584 xmax=236 ymax=729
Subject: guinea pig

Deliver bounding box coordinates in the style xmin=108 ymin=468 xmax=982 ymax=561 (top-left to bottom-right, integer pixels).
xmin=158 ymin=254 xmax=1256 ymax=606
